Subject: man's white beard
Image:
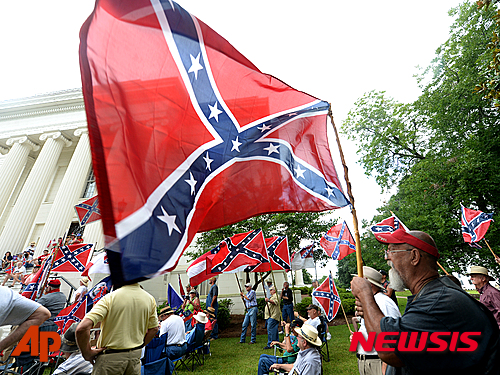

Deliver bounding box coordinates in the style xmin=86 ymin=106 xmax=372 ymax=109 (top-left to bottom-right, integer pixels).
xmin=388 ymin=261 xmax=406 ymax=291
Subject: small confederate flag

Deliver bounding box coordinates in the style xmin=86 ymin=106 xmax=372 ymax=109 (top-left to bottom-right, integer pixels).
xmin=75 ymin=196 xmax=101 ymax=226
xmin=21 ymin=266 xmax=44 ymax=300
xmin=291 ymin=244 xmax=315 ymax=271
xmin=312 ymin=272 xmax=341 ymax=321
xmin=320 ymin=221 xmax=356 ymax=261
xmin=210 ymin=229 xmax=268 ymax=274
xmin=248 ymin=236 xmax=290 ymax=272
xmin=461 ymin=204 xmax=494 ymax=247
xmin=54 ymin=297 xmax=88 ymax=334
xmin=52 ymin=244 xmax=93 ymax=273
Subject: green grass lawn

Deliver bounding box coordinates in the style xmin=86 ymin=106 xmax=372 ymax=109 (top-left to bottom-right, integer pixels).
xmin=175 ymin=324 xmax=358 ymax=374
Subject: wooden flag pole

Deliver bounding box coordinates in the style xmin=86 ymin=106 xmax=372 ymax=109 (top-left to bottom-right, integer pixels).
xmin=340 ymin=302 xmax=353 ymax=335
xmin=484 ymin=239 xmax=499 ymax=259
xmin=235 ymin=273 xmax=247 ymax=313
xmin=260 ymin=272 xmax=272 ymax=318
xmin=328 ymin=107 xmax=363 ymax=277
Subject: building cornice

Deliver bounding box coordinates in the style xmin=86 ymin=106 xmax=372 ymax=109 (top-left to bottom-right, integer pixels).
xmin=0 ymin=88 xmax=84 ymax=121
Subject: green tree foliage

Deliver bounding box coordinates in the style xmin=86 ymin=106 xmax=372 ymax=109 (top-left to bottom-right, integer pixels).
xmin=185 ymin=212 xmax=338 ymax=267
xmin=342 ymin=2 xmax=500 ymax=275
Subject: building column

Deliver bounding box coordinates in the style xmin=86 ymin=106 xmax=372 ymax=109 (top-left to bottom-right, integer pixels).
xmin=294 ymin=270 xmax=305 ymax=286
xmin=0 ymin=132 xmax=71 ymax=256
xmin=37 ymin=129 xmax=92 ymax=252
xmin=83 ymin=217 xmax=105 ymax=251
xmin=0 ymin=137 xmax=39 ymax=219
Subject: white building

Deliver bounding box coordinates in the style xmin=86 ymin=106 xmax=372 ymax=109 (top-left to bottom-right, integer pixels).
xmin=0 ymin=89 xmax=296 ymax=312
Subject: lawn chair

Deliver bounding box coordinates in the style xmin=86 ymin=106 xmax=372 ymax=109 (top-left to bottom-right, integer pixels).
xmin=176 ymin=323 xmax=204 ymax=372
xmin=317 ymin=316 xmax=330 ymax=362
xmin=201 ymin=329 xmax=212 ymax=361
xmin=140 ymin=357 xmax=168 ymax=375
xmin=143 ymin=334 xmax=167 ymax=365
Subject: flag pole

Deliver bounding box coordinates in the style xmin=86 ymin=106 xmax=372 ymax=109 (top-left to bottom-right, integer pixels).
xmin=484 ymin=239 xmax=498 ymax=259
xmin=270 ymin=267 xmax=283 ymax=323
xmin=329 ymin=270 xmax=353 ymax=334
xmin=340 ymin=301 xmax=353 ymax=335
xmin=260 ymin=272 xmax=272 ymax=318
xmin=328 ymin=107 xmax=363 ymax=278
xmin=235 ymin=273 xmax=247 ymax=313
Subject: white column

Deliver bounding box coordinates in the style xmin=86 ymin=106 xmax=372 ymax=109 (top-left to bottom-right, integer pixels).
xmin=37 ymin=129 xmax=92 ymax=252
xmin=0 ymin=132 xmax=71 ymax=255
xmin=82 ymin=218 xmax=105 ymax=251
xmin=294 ymin=270 xmax=305 ymax=286
xmin=0 ymin=137 xmax=39 ymax=219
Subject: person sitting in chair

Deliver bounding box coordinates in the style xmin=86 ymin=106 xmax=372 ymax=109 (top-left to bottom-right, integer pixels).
xmin=256 ymin=320 xmax=302 ymax=375
xmin=293 ymin=304 xmax=321 ymax=330
xmin=269 ymin=324 xmax=322 ymax=375
xmin=53 ymin=323 xmax=93 ymax=375
xmin=159 ymin=306 xmax=187 ymax=361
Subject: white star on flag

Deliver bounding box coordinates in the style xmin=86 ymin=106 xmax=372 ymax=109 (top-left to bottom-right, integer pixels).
xmin=158 ymin=206 xmax=181 ymax=235
xmin=185 ymin=172 xmax=197 ymax=195
xmin=188 ymin=53 xmax=203 ymax=79
xmin=203 ymin=152 xmax=213 ymax=171
xmin=295 ymin=165 xmax=306 ymax=179
xmin=257 ymin=124 xmax=271 ymax=132
xmin=263 ymin=143 xmax=279 ymax=155
xmin=208 ymin=101 xmax=223 ymax=122
xmin=325 ymin=186 xmax=334 ymax=196
xmin=231 ymin=136 xmax=242 ymax=152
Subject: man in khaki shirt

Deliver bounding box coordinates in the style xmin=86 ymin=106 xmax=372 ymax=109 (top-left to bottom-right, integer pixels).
xmin=264 ymin=286 xmax=281 ymax=350
xmin=76 ymin=283 xmax=158 ymax=375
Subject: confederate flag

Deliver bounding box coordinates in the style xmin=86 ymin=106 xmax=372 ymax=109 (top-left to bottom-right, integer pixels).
xmin=80 ymin=0 xmax=349 ymax=284
xmin=248 ymin=236 xmax=290 ymax=272
xmin=54 ymin=297 xmax=88 ymax=334
xmin=75 ymin=196 xmax=101 ymax=226
xmin=461 ymin=204 xmax=494 ymax=247
xmin=311 ymin=272 xmax=341 ymax=321
xmin=320 ymin=221 xmax=356 ymax=261
xmin=52 ymin=244 xmax=93 ymax=273
xmin=210 ymin=229 xmax=268 ymax=274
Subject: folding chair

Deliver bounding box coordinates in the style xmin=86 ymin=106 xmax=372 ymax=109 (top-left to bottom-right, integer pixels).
xmin=140 ymin=357 xmax=168 ymax=375
xmin=317 ymin=316 xmax=330 ymax=362
xmin=143 ymin=334 xmax=167 ymax=365
xmin=176 ymin=323 xmax=205 ymax=372
xmin=201 ymin=329 xmax=212 ymax=361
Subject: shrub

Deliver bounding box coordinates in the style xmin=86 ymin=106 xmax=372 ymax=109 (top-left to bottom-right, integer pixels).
xmin=257 ymin=297 xmax=266 ymax=319
xmin=294 ymin=296 xmax=312 ymax=318
xmin=217 ymin=298 xmax=234 ymax=331
xmin=292 ymin=286 xmax=312 ymax=295
xmin=338 ymin=290 xmax=355 ymax=315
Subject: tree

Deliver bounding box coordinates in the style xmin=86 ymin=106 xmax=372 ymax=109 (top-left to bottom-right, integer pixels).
xmin=341 ymin=2 xmax=500 ymax=274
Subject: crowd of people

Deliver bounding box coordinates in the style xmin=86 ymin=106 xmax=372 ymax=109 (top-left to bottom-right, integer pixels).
xmin=3 ymin=227 xmax=500 ymax=375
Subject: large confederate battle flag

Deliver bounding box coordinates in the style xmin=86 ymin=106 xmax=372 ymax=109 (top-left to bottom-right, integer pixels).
xmin=80 ymin=0 xmax=349 ymax=284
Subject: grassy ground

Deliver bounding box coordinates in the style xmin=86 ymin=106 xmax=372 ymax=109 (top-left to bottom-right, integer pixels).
xmin=175 ymin=324 xmax=357 ymax=374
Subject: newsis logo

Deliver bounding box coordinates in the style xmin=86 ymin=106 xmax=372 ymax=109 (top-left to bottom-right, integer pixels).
xmin=11 ymin=326 xmax=61 ymax=362
xmin=349 ymin=332 xmax=482 ymax=352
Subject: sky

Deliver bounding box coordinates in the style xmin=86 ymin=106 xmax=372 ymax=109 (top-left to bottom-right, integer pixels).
xmin=0 ymin=0 xmax=464 ymax=278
